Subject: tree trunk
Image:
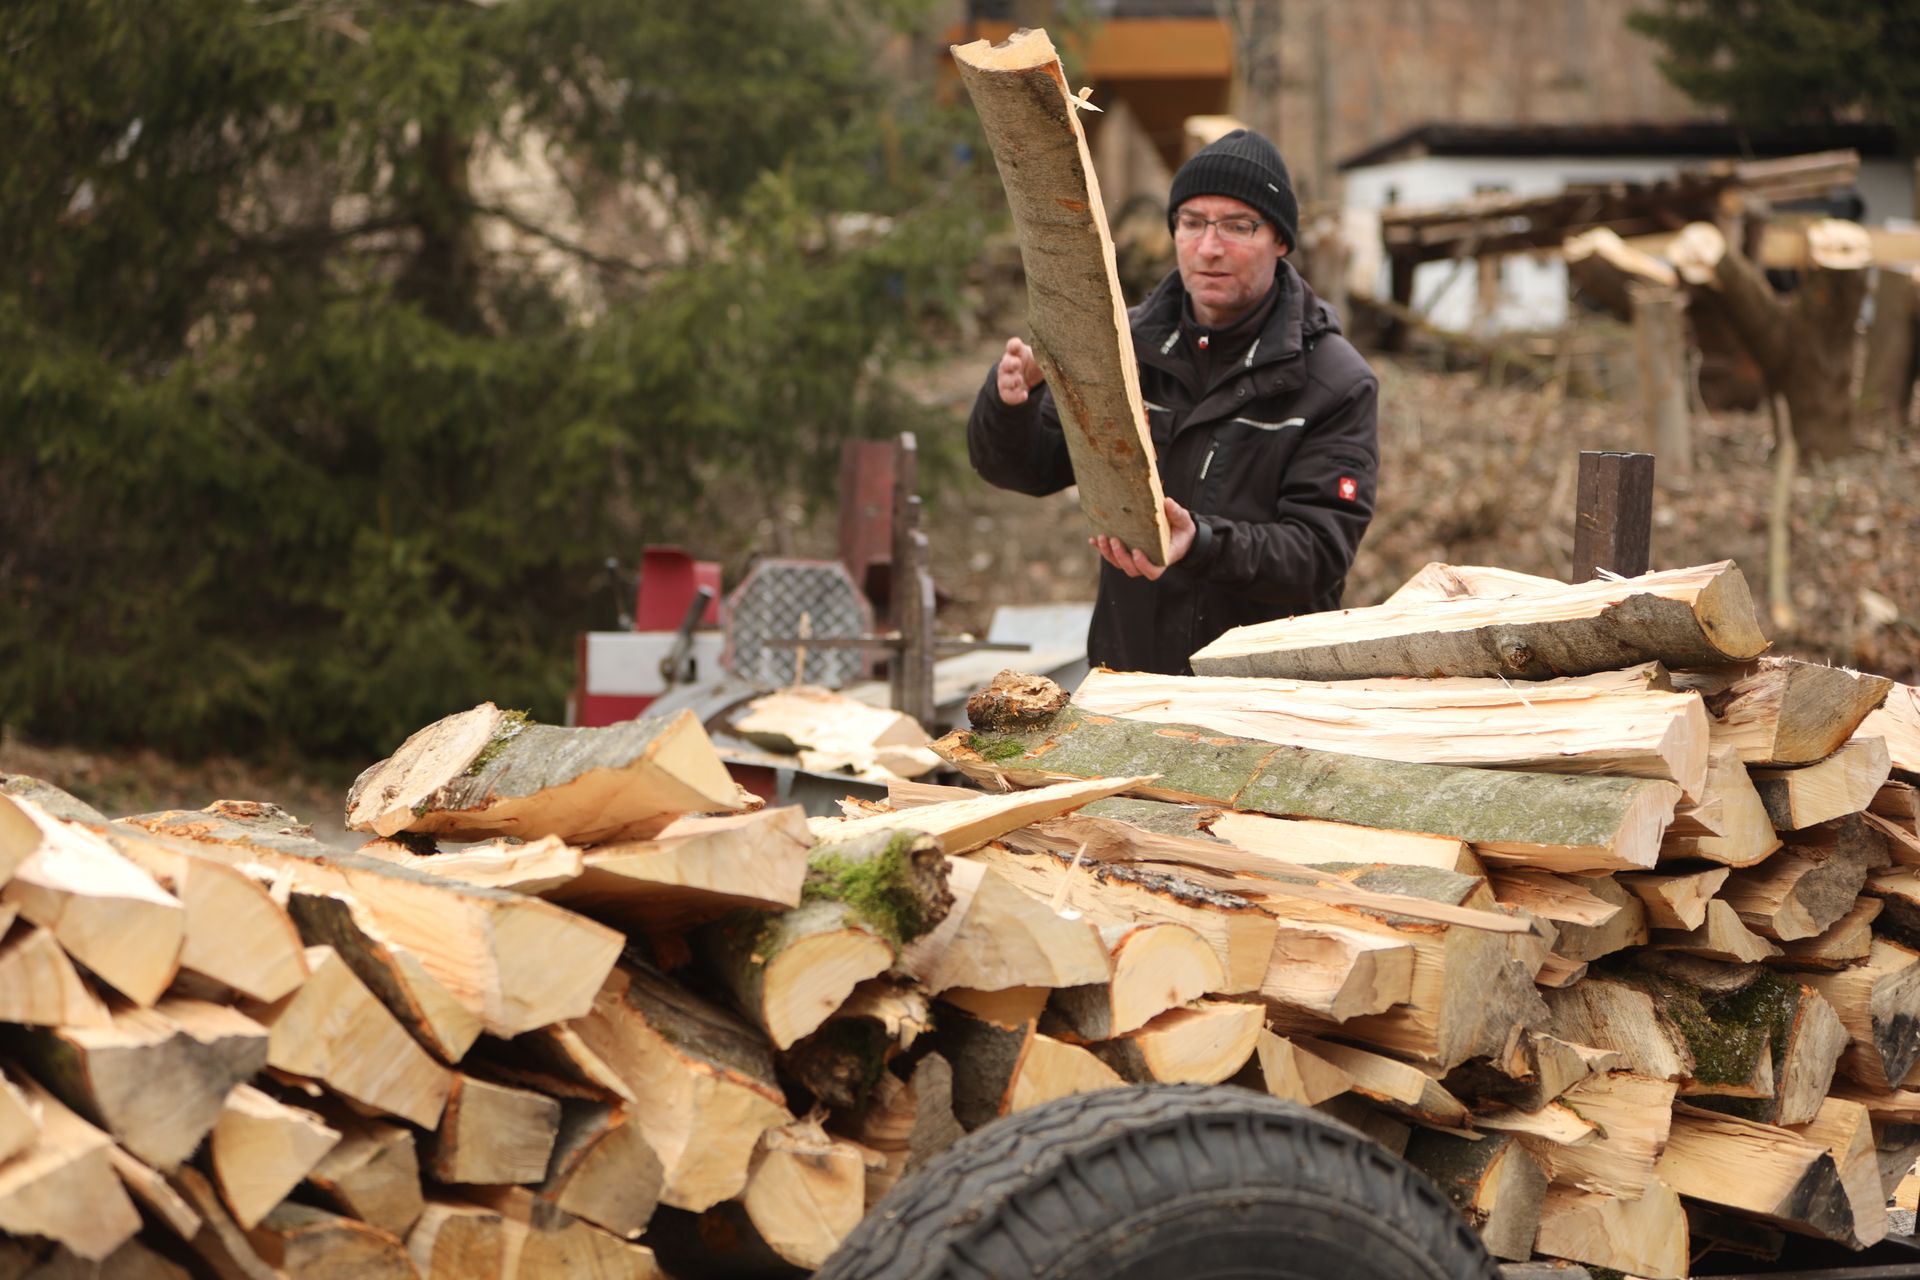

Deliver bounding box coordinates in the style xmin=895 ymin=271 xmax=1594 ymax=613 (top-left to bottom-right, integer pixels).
xmin=1630 ymin=282 xmax=1692 ymax=480
xmin=1861 ymin=265 xmax=1919 ymax=438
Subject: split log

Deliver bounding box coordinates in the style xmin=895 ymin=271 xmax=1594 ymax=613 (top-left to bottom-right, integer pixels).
xmin=1659 ymin=743 xmax=1780 ymax=866
xmin=1620 ymin=866 xmax=1730 ymax=930
xmin=344 ymin=702 xmax=749 ymax=843
xmin=0 ymin=1068 xmax=36 ymax=1165
xmin=0 ymin=775 xmax=107 ymax=828
xmin=739 ymin=1118 xmax=869 ymax=1271
xmin=245 ymin=1202 xmax=416 ymax=1280
xmin=543 ymin=807 xmax=813 ymax=933
xmin=1532 ymin=875 xmax=1647 ymax=963
xmin=210 ymin=1084 xmax=340 ymax=1230
xmin=427 ymin=1074 xmax=561 ymax=1186
xmin=1252 ymin=1031 xmax=1352 ymax=1105
xmin=940 ymin=679 xmax=1682 ymax=873
xmin=126 ymin=802 xmax=623 ymax=1037
xmin=1207 ymin=809 xmax=1482 ymax=875
xmin=1073 ymin=667 xmax=1710 ymax=793
xmin=1046 ymin=921 xmax=1224 ymax=1039
xmin=1189 ymin=561 xmax=1768 ymax=680
xmin=1751 ymin=737 xmax=1893 ymax=830
xmin=780 ymin=976 xmax=930 ymax=1110
xmin=0 ymin=925 xmax=110 ymax=1028
xmin=371 ymin=834 xmax=582 ymax=894
xmin=537 ymin=1101 xmax=663 ymax=1239
xmin=703 ymin=830 xmax=950 ymax=1050
xmin=1 ymin=796 xmax=185 ymax=1006
xmin=951 ymin=29 xmax=1170 ymax=562
xmin=407 ymin=1201 xmax=512 ymax=1280
xmin=1403 ymin=1130 xmax=1546 ymax=1262
xmin=1790 ymin=1096 xmax=1888 ymax=1248
xmin=1650 ymin=899 xmax=1783 ymax=963
xmin=811 ymin=774 xmax=1150 ymax=855
xmin=0 ymin=1077 xmax=141 ymax=1261
xmin=1772 ymin=897 xmax=1883 ymax=970
xmin=484 ymin=1190 xmax=667 ymax=1280
xmin=105 ymin=1147 xmax=200 ymax=1241
xmin=562 ymin=965 xmax=789 ymax=1212
xmin=1314 ymin=1093 xmax=1410 ymax=1156
xmin=1086 ymin=1000 xmax=1262 ymax=1085
xmin=733 ymin=685 xmax=938 ymax=780
xmin=1721 ymin=813 xmax=1890 ymax=940
xmin=894 ymin=855 xmax=1109 ymax=995
xmin=832 ymin=1052 xmax=964 ymax=1206
xmin=1672 ymin=657 xmax=1891 ymax=765
xmin=23 ymin=1240 xmax=193 ymax=1280
xmin=1291 ymin=1037 xmax=1467 ymax=1126
xmin=248 ymin=944 xmax=452 ymax=1129
xmin=1484 ymin=1032 xmax=1624 ymax=1112
xmin=9 ymin=998 xmax=267 ymax=1171
xmin=1860 ymin=681 xmax=1920 ymax=777
xmin=1564 ymin=225 xmax=1678 ymax=318
xmin=1803 ymin=936 xmax=1920 ymax=1089
xmin=937 ymin=1006 xmax=1122 ymax=1128
xmin=304 ymin=1115 xmax=424 ymax=1240
xmin=1541 ymin=971 xmax=1794 ymax=1098
xmin=1519 ymin=1070 xmax=1677 ymax=1199
xmin=1656 ymin=1102 xmax=1855 ymax=1243
xmin=1259 ymin=920 xmax=1413 ymax=1021
xmin=1862 ymin=865 xmax=1920 ymax=948
xmin=1534 ymin=1179 xmax=1690 ymax=1280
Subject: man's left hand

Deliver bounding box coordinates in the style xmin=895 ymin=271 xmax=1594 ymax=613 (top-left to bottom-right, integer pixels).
xmin=1090 ymin=497 xmax=1196 ymax=580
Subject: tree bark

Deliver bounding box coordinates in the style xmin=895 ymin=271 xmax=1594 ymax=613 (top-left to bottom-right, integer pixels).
xmin=1861 ymin=265 xmax=1919 ymax=438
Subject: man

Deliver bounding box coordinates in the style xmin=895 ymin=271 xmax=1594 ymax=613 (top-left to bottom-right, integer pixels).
xmin=967 ymin=128 xmax=1379 ymax=675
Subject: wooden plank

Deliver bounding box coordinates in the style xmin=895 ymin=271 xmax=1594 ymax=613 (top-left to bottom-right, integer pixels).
xmin=951 ymin=29 xmax=1169 ymax=562
xmin=1571 ymin=450 xmax=1654 ymax=582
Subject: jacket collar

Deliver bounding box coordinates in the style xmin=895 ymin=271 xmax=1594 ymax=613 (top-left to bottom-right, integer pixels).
xmin=1134 ymin=259 xmax=1335 ymax=395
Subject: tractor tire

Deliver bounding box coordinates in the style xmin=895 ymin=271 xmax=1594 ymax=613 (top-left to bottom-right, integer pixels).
xmin=817 ymin=1083 xmax=1500 ymax=1280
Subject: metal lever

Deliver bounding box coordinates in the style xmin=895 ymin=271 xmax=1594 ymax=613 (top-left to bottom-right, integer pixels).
xmin=659 ymin=586 xmax=715 ymax=688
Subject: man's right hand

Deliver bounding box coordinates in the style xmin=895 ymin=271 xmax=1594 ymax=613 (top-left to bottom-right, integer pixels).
xmin=995 ymin=337 xmax=1044 ymax=406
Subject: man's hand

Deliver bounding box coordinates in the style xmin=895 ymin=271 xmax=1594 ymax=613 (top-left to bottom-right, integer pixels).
xmin=995 ymin=337 xmax=1044 ymax=406
xmin=1091 ymin=497 xmax=1197 ymax=581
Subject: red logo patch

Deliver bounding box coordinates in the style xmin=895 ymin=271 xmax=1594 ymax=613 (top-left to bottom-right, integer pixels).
xmin=1337 ymin=476 xmax=1358 ymax=502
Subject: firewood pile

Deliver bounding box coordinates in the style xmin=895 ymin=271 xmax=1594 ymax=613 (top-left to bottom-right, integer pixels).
xmin=3 ymin=558 xmax=1920 ymax=1279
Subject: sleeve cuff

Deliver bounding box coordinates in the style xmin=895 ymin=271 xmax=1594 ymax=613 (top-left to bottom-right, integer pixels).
xmin=1183 ymin=514 xmax=1218 ymax=572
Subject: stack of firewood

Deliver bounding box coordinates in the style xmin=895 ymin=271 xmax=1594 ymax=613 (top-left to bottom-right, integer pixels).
xmin=3 ymin=558 xmax=1919 ymax=1279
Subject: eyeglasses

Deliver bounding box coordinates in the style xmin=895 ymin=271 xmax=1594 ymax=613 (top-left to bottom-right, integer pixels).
xmin=1173 ymin=211 xmax=1266 ymax=244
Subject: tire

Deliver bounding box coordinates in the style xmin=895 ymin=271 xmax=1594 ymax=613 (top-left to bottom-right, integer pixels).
xmin=817 ymin=1084 xmax=1499 ymax=1280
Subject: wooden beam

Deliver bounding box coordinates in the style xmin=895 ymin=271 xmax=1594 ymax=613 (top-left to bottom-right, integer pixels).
xmin=1571 ymin=451 xmax=1654 ymax=581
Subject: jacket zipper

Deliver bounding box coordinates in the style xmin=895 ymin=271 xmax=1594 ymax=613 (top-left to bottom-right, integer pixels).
xmin=1198 ymin=441 xmax=1218 ymax=482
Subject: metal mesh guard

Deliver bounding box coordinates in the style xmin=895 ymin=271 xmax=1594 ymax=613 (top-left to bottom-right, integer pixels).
xmin=724 ymin=559 xmax=873 ymax=688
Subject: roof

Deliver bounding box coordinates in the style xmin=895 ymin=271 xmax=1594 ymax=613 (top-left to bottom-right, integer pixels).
xmin=1338 ymin=121 xmax=1903 ymax=172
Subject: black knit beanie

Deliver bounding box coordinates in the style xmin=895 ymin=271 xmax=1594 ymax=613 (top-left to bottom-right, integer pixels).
xmin=1167 ymin=129 xmax=1298 ymax=252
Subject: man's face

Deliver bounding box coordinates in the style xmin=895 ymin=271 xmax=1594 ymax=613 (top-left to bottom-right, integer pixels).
xmin=1174 ymin=194 xmax=1286 ymax=328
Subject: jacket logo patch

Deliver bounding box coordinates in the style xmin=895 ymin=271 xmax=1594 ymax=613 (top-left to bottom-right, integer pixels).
xmin=1338 ymin=476 xmax=1359 ymax=502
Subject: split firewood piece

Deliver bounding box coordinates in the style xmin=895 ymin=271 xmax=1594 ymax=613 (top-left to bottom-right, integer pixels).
xmin=704 ymin=830 xmax=951 ymax=1051
xmin=375 ymin=834 xmax=583 ymax=894
xmin=1528 ymin=874 xmax=1647 ymax=962
xmin=563 ymin=965 xmax=790 ymax=1212
xmin=1086 ymin=1000 xmax=1262 ymax=1085
xmin=537 ymin=1100 xmax=663 ymax=1240
xmin=0 ymin=925 xmax=110 ymax=1028
xmin=10 ymin=998 xmax=267 ymax=1171
xmin=1650 ymin=900 xmax=1783 ymax=963
xmin=1482 ymin=1032 xmax=1623 ymax=1112
xmin=345 ymin=702 xmax=750 ymax=843
xmin=1190 ymin=560 xmax=1768 ymax=680
xmin=0 ymin=774 xmax=108 ymax=828
xmin=1488 ymin=870 xmax=1622 ymax=931
xmin=1047 ymin=921 xmax=1223 ymax=1040
xmin=1541 ymin=971 xmax=1756 ymax=1092
xmin=811 ymin=774 xmax=1152 ymax=855
xmin=22 ymin=1239 xmax=195 ymax=1280
xmin=937 ymin=1006 xmax=1122 ymax=1129
xmin=1863 ymin=865 xmax=1920 ymax=948
xmin=479 ymin=1188 xmax=668 ymax=1280
xmin=0 ymin=1068 xmax=38 ymax=1167
xmin=1874 ymin=779 xmax=1920 ymax=836
xmin=1790 ymin=1097 xmax=1888 ymax=1248
xmin=833 ymin=1052 xmax=964 ymax=1206
xmin=1874 ymin=1118 xmax=1920 ymax=1199
xmin=734 ymin=685 xmax=939 ymax=779
xmin=210 ymin=1083 xmax=340 ymax=1230
xmin=1252 ymin=1031 xmax=1351 ymax=1105
xmin=1207 ymin=809 xmax=1483 ymax=875
xmin=1290 ymin=1038 xmax=1467 ymax=1126
xmin=781 ymin=977 xmax=931 ymax=1110
xmin=939 ymin=676 xmax=1682 ymax=873
xmin=1073 ymin=667 xmax=1712 ymax=794
xmin=96 ymin=826 xmax=307 ymax=1002
xmin=1752 ymin=737 xmax=1893 ymax=830
xmin=1315 ymin=1095 xmax=1411 ymax=1156
xmin=1772 ymin=897 xmax=1883 ymax=970
xmin=285 ymin=890 xmax=482 ymax=1063
xmin=1860 ymin=680 xmax=1920 ymax=777
xmin=951 ymin=29 xmax=1170 ymax=562
xmin=1804 ymin=936 xmax=1920 ymax=1088
xmin=962 ymin=843 xmax=1275 ymax=993
xmin=246 ymin=1201 xmax=417 ymax=1280
xmin=1659 ymin=743 xmax=1780 ymax=866
xmin=0 ymin=1077 xmax=141 ymax=1261
xmin=1563 ymin=225 xmax=1679 ymax=313
xmin=125 ymin=802 xmax=625 ymax=1037
xmin=106 ymin=1147 xmax=201 ymax=1241
xmin=1657 ymin=1103 xmax=1856 ymax=1244
xmin=1534 ymin=1179 xmax=1690 ymax=1280
xmin=304 ymin=1115 xmax=423 ymax=1240
xmin=248 ymin=944 xmax=452 ymax=1128
xmin=427 ymin=1074 xmax=561 ymax=1186
xmin=1402 ymin=1130 xmax=1547 ymax=1262
xmin=739 ymin=1117 xmax=869 ymax=1271
xmin=541 ymin=807 xmax=813 ymax=933
xmin=171 ymin=1165 xmax=281 ymax=1280
xmin=1722 ymin=813 xmax=1890 ymax=941
xmin=1382 ymin=561 xmax=1563 ymax=604
xmin=1472 ymin=1101 xmax=1599 ymax=1148
xmin=1519 ymin=1071 xmax=1678 ymax=1199
xmin=1673 ymin=657 xmax=1892 ymax=765
xmin=0 ymin=796 xmax=185 ymax=1006
xmin=1619 ymin=866 xmax=1731 ymax=930
xmin=893 ymin=856 xmax=1108 ymax=996
xmin=1747 ymin=983 xmax=1850 ymax=1127
xmin=1259 ymin=920 xmax=1412 ymax=1022
xmin=408 ymin=1200 xmax=513 ymax=1280
xmin=1264 ymin=867 xmax=1545 ymax=1070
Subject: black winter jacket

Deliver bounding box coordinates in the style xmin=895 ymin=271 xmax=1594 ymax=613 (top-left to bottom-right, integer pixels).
xmin=967 ymin=261 xmax=1379 ymax=674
